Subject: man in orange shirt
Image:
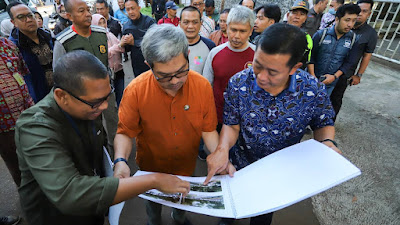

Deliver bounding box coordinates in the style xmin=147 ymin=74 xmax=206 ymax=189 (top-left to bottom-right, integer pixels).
xmin=114 ymin=24 xmax=219 ymax=225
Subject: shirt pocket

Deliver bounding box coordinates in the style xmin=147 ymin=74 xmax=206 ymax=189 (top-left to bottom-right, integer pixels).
xmin=184 ymin=110 xmax=203 ymax=135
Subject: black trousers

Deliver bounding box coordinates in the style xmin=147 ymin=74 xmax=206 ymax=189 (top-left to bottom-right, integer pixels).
xmin=330 ymin=75 xmax=348 ymax=121
xmin=0 ymin=131 xmax=21 ymax=186
xmin=220 ymin=213 xmax=273 ymax=225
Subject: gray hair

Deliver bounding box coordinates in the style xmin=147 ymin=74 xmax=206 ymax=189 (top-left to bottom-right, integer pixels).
xmin=141 ymin=24 xmax=189 ymax=68
xmin=227 ymin=5 xmax=255 ymax=28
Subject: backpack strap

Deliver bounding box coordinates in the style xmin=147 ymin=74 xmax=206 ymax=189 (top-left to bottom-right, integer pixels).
xmin=350 ymin=31 xmax=356 ymax=48
xmin=318 ymin=28 xmax=328 ymax=46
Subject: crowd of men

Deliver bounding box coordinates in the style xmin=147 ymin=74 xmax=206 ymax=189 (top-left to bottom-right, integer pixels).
xmin=0 ymin=0 xmax=378 ymax=225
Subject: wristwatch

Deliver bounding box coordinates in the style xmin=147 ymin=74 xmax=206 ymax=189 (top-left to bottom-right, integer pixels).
xmin=321 ymin=139 xmax=338 ymax=147
xmin=113 ymin=158 xmax=128 ymax=169
xmin=356 ymin=73 xmax=363 ymax=78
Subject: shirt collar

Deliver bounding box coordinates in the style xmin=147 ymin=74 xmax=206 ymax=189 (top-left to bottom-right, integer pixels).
xmin=71 ymin=25 xmax=91 ymax=36
xmin=252 ymin=70 xmax=297 ymax=93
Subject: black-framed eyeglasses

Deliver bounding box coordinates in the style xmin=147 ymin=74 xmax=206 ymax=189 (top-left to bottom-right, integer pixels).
xmin=55 ymin=85 xmax=114 ymax=109
xmin=192 ymin=2 xmax=204 ymax=7
xmin=152 ymin=66 xmax=190 ymax=83
xmin=15 ymin=13 xmax=35 ymax=22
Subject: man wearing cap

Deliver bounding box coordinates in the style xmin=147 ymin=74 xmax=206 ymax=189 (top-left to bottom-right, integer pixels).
xmin=303 ymin=0 xmax=329 ymax=37
xmin=286 ymin=0 xmax=313 ymax=70
xmin=158 ymin=1 xmax=180 ymax=26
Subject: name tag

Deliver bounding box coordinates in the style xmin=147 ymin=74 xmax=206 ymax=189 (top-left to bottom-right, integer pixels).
xmin=323 ymin=39 xmax=331 ymax=45
xmin=13 ymin=72 xmax=25 ymax=86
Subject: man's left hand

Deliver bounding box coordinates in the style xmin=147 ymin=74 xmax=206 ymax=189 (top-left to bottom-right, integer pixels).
xmin=322 ymin=141 xmax=342 ymax=154
xmin=322 ymin=74 xmax=336 ymax=85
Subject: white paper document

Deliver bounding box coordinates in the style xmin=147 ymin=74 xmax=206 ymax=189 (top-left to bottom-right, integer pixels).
xmin=134 ymin=139 xmax=361 ymax=219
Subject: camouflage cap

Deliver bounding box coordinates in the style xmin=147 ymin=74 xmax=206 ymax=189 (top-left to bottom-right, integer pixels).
xmin=291 ymin=0 xmax=310 ymax=12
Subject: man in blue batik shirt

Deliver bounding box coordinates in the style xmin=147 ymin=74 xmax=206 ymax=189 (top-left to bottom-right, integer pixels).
xmin=204 ymin=23 xmax=341 ymax=225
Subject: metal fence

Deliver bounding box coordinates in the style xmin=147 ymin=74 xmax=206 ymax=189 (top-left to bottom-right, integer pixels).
xmin=368 ymin=0 xmax=400 ymax=64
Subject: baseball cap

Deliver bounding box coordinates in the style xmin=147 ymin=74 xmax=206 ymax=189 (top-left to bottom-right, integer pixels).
xmin=290 ymin=0 xmax=309 ymax=12
xmin=166 ymin=1 xmax=179 ymax=10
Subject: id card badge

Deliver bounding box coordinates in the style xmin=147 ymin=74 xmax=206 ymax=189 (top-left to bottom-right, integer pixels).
xmin=13 ymin=72 xmax=25 ymax=86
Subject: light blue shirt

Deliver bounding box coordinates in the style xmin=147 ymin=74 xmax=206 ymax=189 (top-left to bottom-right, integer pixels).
xmin=114 ymin=8 xmax=129 ymax=25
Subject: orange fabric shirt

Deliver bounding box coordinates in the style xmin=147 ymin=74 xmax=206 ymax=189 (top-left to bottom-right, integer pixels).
xmin=117 ymin=70 xmax=217 ymax=176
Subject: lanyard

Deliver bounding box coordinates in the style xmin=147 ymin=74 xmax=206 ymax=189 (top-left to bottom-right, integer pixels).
xmin=61 ymin=110 xmax=99 ymax=176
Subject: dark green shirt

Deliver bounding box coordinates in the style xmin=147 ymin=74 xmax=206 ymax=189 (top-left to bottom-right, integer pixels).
xmin=53 ymin=25 xmax=109 ymax=68
xmin=15 ymin=92 xmax=119 ymax=225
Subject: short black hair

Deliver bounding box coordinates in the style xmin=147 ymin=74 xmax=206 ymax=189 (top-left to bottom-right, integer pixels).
xmin=315 ymin=0 xmax=325 ymax=5
xmin=337 ymin=0 xmax=345 ymax=4
xmin=180 ymin=6 xmax=201 ymax=20
xmin=357 ymin=0 xmax=374 ymax=9
xmin=6 ymin=1 xmax=24 ymax=19
xmin=96 ymin=0 xmax=109 ymax=8
xmin=254 ymin=4 xmax=281 ymax=23
xmin=221 ymin=8 xmax=230 ymax=14
xmin=336 ymin=3 xmax=361 ymax=20
xmin=257 ymin=23 xmax=307 ymax=68
xmin=125 ymin=0 xmax=139 ymax=4
xmin=53 ymin=50 xmax=109 ymax=95
xmin=205 ymin=0 xmax=214 ymax=8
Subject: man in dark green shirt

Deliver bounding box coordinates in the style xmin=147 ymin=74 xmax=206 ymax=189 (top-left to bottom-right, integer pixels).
xmin=15 ymin=50 xmax=190 ymax=225
xmin=53 ymin=0 xmax=119 ymax=157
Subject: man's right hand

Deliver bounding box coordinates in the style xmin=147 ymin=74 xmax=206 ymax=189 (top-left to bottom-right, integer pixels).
xmin=114 ymin=161 xmax=131 ymax=178
xmin=351 ymin=75 xmax=361 ymax=85
xmin=204 ymin=147 xmax=231 ymax=185
xmin=154 ymin=173 xmax=190 ymax=197
xmin=125 ymin=33 xmax=134 ymax=46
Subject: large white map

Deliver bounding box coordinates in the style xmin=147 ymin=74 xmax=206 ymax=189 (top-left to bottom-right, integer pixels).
xmin=108 ymin=139 xmax=361 ymax=224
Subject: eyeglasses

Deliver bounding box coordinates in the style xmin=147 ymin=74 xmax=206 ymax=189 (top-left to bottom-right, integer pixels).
xmin=15 ymin=13 xmax=35 ymax=22
xmin=153 ymin=67 xmax=190 ymax=83
xmin=56 ymin=85 xmax=115 ymax=109
xmin=192 ymin=2 xmax=204 ymax=7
